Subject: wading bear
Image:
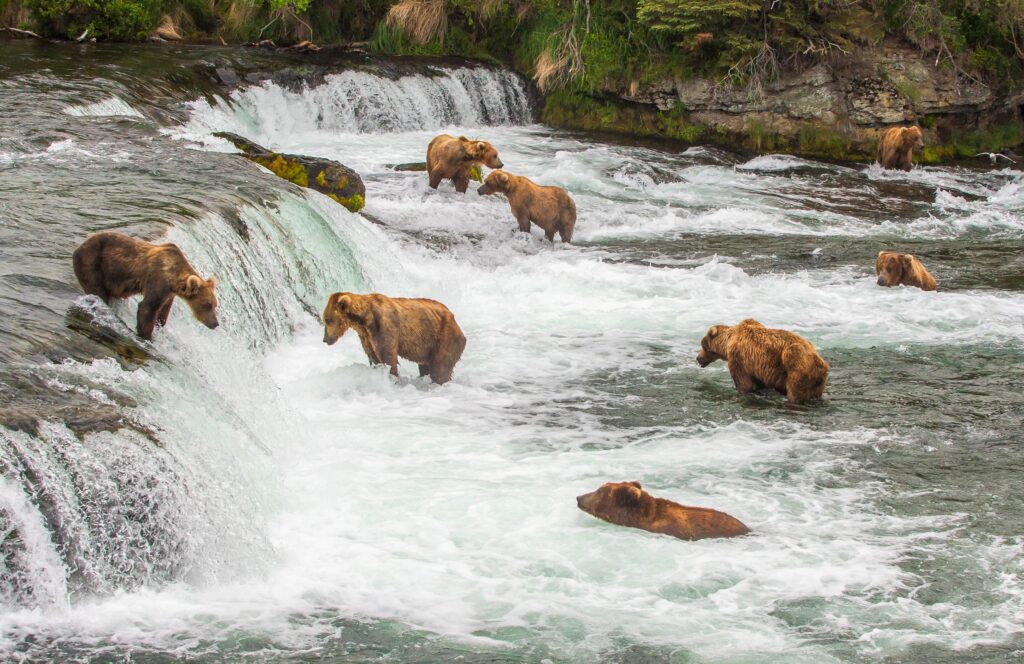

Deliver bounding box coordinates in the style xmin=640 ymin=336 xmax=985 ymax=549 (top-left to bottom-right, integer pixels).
xmin=72 ymin=231 xmax=219 ymax=341
xmin=321 ymin=292 xmax=466 ymax=384
xmin=577 ymin=481 xmax=750 ymax=541
xmin=696 ymin=318 xmax=828 ymax=404
xmin=875 ymin=251 xmax=937 ymax=291
xmin=426 ymin=134 xmax=503 ymax=193
xmin=877 ymin=125 xmax=924 ymax=171
xmin=477 ymin=170 xmax=576 ymax=243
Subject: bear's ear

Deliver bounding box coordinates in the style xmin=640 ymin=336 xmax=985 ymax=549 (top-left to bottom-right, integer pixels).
xmin=628 ymin=481 xmax=643 ymax=490
xmin=181 ymin=274 xmax=203 ymax=298
xmin=475 ymin=141 xmax=487 ymax=152
xmin=206 ymin=275 xmax=217 ymax=288
xmin=615 ymin=484 xmax=643 ymax=508
xmin=334 ymin=294 xmax=353 ymax=313
xmin=901 ymin=254 xmax=915 ymax=267
xmin=707 ymin=327 xmax=718 ymax=339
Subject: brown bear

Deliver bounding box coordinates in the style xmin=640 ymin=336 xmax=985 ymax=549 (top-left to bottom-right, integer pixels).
xmin=477 ymin=170 xmax=576 ymax=243
xmin=696 ymin=319 xmax=828 ymax=404
xmin=321 ymin=292 xmax=466 ymax=384
xmin=426 ymin=134 xmax=503 ymax=193
xmin=877 ymin=125 xmax=925 ymax=171
xmin=72 ymin=231 xmax=219 ymax=341
xmin=577 ymin=481 xmax=750 ymax=541
xmin=875 ymin=251 xmax=938 ymax=291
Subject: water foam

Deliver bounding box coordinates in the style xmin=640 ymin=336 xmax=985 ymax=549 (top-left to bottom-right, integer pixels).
xmin=64 ymin=96 xmax=145 ymax=119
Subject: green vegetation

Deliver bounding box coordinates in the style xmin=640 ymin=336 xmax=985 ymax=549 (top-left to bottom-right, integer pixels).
xmin=6 ymin=1 xmax=1022 ymax=161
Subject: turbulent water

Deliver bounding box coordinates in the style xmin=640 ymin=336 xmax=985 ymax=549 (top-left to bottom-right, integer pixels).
xmin=1 ymin=40 xmax=1023 ymax=663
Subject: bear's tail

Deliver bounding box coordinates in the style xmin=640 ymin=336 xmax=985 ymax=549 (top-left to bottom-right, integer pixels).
xmin=781 ymin=343 xmax=828 ymax=403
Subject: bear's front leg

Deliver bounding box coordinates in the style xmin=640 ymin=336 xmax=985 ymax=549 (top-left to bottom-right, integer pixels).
xmin=428 ymin=171 xmax=443 ymax=189
xmin=156 ymin=296 xmax=174 ymax=327
xmin=515 ymin=211 xmax=532 ymax=234
xmin=136 ymin=295 xmax=165 ymax=341
xmin=453 ymin=175 xmax=470 ymax=194
xmin=727 ymin=357 xmax=756 ymax=394
xmin=372 ymin=331 xmax=400 ymax=378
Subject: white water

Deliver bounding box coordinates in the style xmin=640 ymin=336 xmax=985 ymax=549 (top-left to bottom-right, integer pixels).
xmin=3 ymin=67 xmax=1024 ymax=662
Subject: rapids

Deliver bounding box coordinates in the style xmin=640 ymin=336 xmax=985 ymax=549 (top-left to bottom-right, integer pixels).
xmin=0 ymin=41 xmax=1022 ymax=663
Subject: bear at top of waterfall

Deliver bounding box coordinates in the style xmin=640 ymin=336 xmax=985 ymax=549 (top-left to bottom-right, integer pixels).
xmin=477 ymin=170 xmax=576 ymax=243
xmin=321 ymin=292 xmax=466 ymax=385
xmin=696 ymin=319 xmax=829 ymax=404
xmin=426 ymin=134 xmax=503 ymax=193
xmin=72 ymin=231 xmax=219 ymax=342
xmin=576 ymin=481 xmax=750 ymax=541
xmin=877 ymin=125 xmax=925 ymax=171
xmin=876 ymin=251 xmax=938 ymax=291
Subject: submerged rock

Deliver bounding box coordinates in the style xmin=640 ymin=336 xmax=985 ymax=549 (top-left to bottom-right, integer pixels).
xmin=213 ymin=132 xmax=366 ymax=212
xmin=65 ymin=295 xmax=152 ymax=364
xmin=390 ymin=161 xmax=482 ymax=182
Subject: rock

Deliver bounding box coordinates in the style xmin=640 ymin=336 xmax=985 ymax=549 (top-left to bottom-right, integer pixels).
xmin=214 ymin=67 xmax=240 ymax=87
xmin=389 ymin=161 xmax=481 ymax=181
xmin=214 ymin=132 xmax=366 ymax=212
xmin=65 ymin=295 xmax=152 ymax=364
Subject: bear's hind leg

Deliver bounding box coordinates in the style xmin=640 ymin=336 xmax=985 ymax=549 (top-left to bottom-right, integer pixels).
xmin=419 ymin=364 xmax=430 ymax=377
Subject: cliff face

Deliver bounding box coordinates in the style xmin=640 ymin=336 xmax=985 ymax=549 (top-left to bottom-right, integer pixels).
xmin=546 ymin=45 xmax=1024 ymax=162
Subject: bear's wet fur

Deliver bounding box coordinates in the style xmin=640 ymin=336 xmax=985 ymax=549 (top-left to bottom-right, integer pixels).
xmin=877 ymin=125 xmax=924 ymax=171
xmin=426 ymin=134 xmax=503 ymax=193
xmin=72 ymin=231 xmax=219 ymax=341
xmin=477 ymin=169 xmax=576 ymax=243
xmin=577 ymin=481 xmax=750 ymax=541
xmin=322 ymin=292 xmax=466 ymax=384
xmin=876 ymin=251 xmax=938 ymax=291
xmin=697 ymin=318 xmax=828 ymax=404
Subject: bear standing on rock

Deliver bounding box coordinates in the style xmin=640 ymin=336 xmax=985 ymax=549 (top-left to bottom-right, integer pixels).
xmin=322 ymin=292 xmax=466 ymax=384
xmin=577 ymin=481 xmax=750 ymax=541
xmin=426 ymin=134 xmax=503 ymax=193
xmin=697 ymin=319 xmax=829 ymax=404
xmin=477 ymin=170 xmax=576 ymax=243
xmin=72 ymin=231 xmax=219 ymax=341
xmin=877 ymin=125 xmax=925 ymax=171
xmin=876 ymin=251 xmax=938 ymax=291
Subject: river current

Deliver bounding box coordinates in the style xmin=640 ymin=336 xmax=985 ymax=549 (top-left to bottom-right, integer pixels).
xmin=1 ymin=41 xmax=1023 ymax=663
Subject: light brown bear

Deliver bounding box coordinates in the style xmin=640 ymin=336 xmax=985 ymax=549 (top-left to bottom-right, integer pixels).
xmin=577 ymin=481 xmax=750 ymax=541
xmin=477 ymin=170 xmax=576 ymax=243
xmin=877 ymin=125 xmax=925 ymax=171
xmin=72 ymin=231 xmax=219 ymax=341
xmin=875 ymin=251 xmax=938 ymax=291
xmin=426 ymin=134 xmax=503 ymax=193
xmin=321 ymin=292 xmax=466 ymax=384
xmin=696 ymin=319 xmax=828 ymax=404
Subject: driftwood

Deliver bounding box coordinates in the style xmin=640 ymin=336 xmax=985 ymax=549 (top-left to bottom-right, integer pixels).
xmin=1 ymin=27 xmax=43 ymax=39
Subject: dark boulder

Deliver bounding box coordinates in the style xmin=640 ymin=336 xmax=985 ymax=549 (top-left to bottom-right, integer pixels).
xmin=213 ymin=132 xmax=366 ymax=212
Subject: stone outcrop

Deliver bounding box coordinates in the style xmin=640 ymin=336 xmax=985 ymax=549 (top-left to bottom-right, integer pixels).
xmin=214 ymin=132 xmax=366 ymax=212
xmin=559 ymin=44 xmax=1023 ymax=161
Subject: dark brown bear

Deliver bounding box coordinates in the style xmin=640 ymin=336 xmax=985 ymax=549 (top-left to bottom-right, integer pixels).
xmin=321 ymin=292 xmax=466 ymax=384
xmin=426 ymin=134 xmax=503 ymax=193
xmin=72 ymin=231 xmax=219 ymax=341
xmin=477 ymin=170 xmax=576 ymax=243
xmin=877 ymin=125 xmax=924 ymax=171
xmin=697 ymin=319 xmax=828 ymax=404
xmin=875 ymin=251 xmax=937 ymax=291
xmin=577 ymin=481 xmax=750 ymax=541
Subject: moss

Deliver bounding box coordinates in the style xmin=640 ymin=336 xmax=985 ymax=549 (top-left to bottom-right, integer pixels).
xmin=797 ymin=126 xmax=861 ymax=162
xmin=468 ymin=164 xmax=483 ymax=183
xmin=258 ymin=155 xmax=310 ymax=188
xmin=328 ymin=192 xmax=365 ymax=213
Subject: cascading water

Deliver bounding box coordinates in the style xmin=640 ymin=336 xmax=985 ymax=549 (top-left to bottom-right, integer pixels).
xmin=1 ymin=41 xmax=1023 ymax=663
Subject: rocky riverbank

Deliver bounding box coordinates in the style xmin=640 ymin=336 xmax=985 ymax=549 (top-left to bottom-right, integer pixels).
xmin=544 ymin=43 xmax=1024 ymax=164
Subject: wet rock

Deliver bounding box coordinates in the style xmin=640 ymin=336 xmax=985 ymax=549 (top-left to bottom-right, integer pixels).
xmin=213 ymin=132 xmax=366 ymax=212
xmin=65 ymin=295 xmax=152 ymax=365
xmin=214 ymin=67 xmax=240 ymax=87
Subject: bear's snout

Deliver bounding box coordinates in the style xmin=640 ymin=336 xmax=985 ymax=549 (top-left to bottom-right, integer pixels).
xmin=876 ymin=275 xmax=888 ymax=287
xmin=576 ymin=491 xmax=597 ymax=512
xmin=494 ymin=159 xmax=504 ymax=169
xmin=205 ymin=318 xmax=219 ymax=330
xmin=323 ymin=330 xmax=337 ymax=345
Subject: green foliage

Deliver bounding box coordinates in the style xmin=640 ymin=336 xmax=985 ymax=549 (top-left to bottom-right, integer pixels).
xmin=26 ymin=0 xmax=165 ymax=39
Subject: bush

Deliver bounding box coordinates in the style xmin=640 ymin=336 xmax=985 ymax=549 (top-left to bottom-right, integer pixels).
xmin=26 ymin=0 xmax=166 ymax=39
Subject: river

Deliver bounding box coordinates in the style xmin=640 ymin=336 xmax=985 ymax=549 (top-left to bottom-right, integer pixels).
xmin=1 ymin=39 xmax=1023 ymax=663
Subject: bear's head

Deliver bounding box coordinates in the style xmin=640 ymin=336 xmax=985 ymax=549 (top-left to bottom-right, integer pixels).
xmin=465 ymin=139 xmax=503 ymax=169
xmin=696 ymin=325 xmax=732 ymax=367
xmin=322 ymin=292 xmax=357 ymax=345
xmin=477 ymin=169 xmax=511 ymax=196
xmin=901 ymin=126 xmax=924 ymax=151
xmin=177 ymin=275 xmax=219 ymax=329
xmin=577 ymin=481 xmax=654 ymax=525
xmin=876 ymin=251 xmax=914 ymax=287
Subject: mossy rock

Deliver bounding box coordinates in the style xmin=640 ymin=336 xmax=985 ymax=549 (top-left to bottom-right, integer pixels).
xmin=214 ymin=132 xmax=366 ymax=213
